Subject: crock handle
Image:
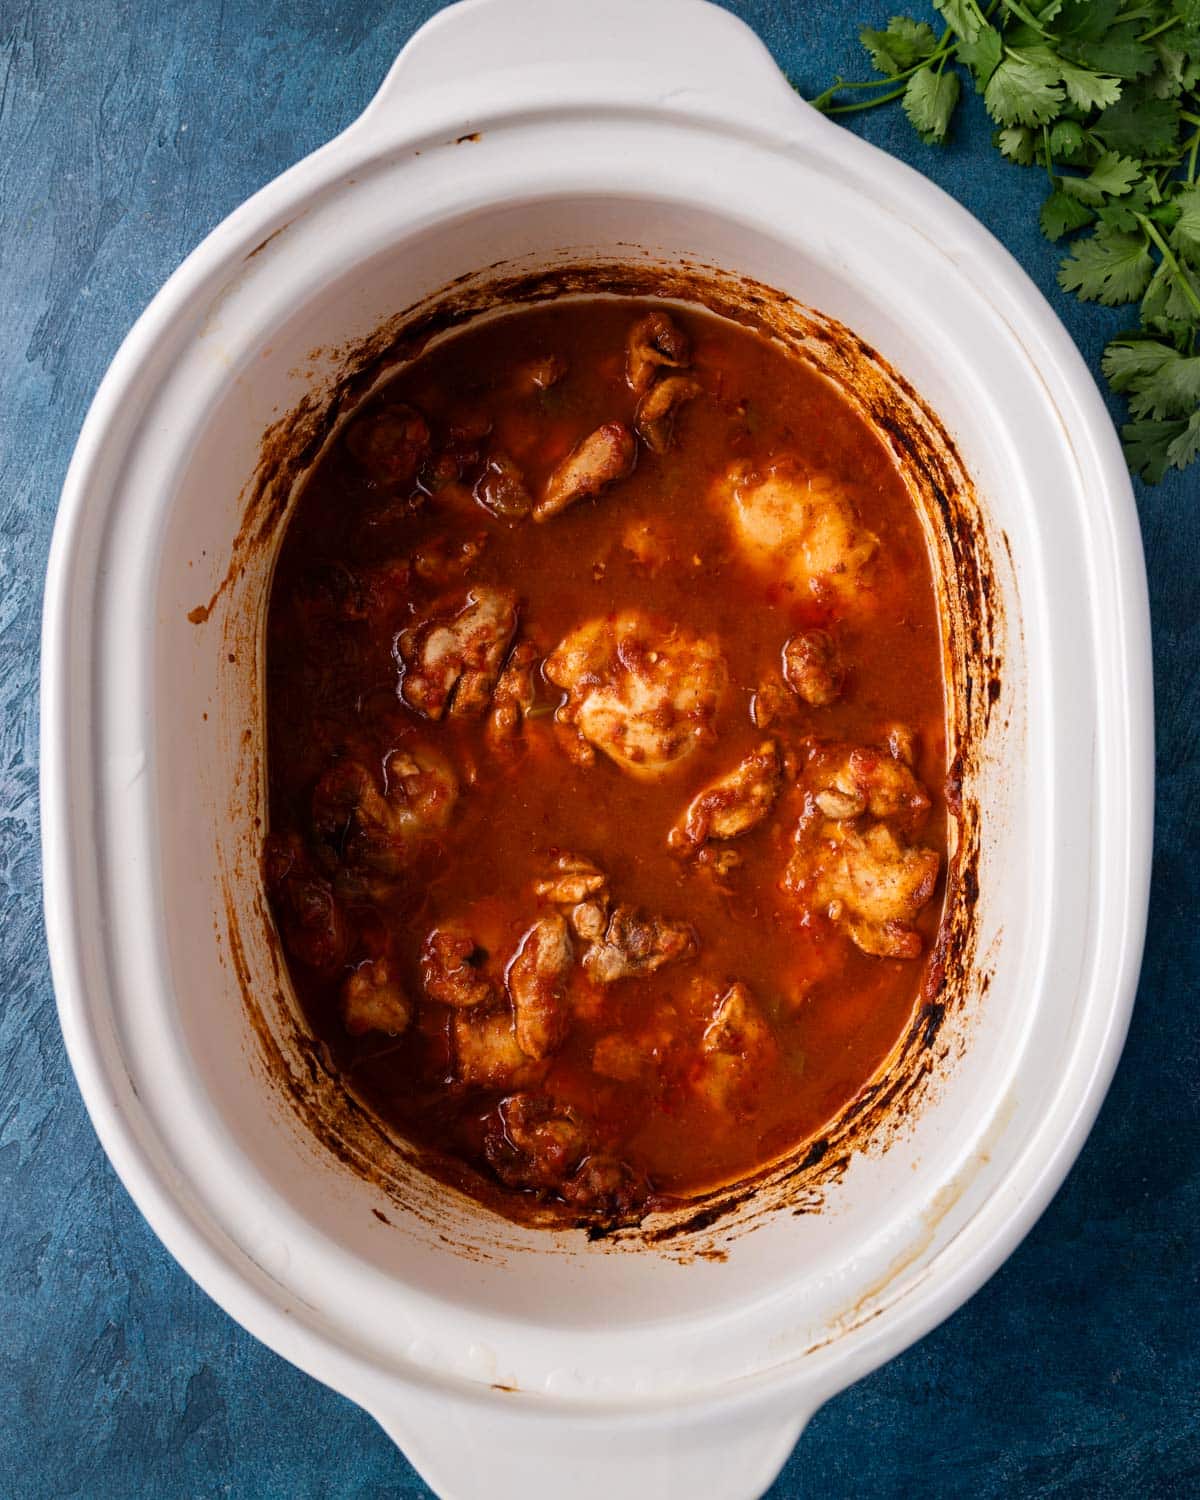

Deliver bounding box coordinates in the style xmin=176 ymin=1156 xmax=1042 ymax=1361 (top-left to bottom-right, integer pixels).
xmin=371 ymin=1392 xmax=809 ymax=1500
xmin=355 ymin=0 xmax=829 ymax=142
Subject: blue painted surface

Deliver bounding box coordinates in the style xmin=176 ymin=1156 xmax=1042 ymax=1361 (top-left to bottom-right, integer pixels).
xmin=1 ymin=1 xmax=1196 ymax=1495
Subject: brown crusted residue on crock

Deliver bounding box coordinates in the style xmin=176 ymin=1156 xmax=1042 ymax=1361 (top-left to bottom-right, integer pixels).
xmin=245 ymin=219 xmax=296 ymax=262
xmin=210 ymin=256 xmax=1001 ymax=1261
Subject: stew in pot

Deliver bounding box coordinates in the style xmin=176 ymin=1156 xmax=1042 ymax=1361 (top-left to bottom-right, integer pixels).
xmin=263 ymin=296 xmax=947 ymax=1227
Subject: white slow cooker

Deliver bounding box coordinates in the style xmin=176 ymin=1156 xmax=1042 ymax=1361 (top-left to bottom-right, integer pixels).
xmin=40 ymin=2 xmax=1153 ymax=1496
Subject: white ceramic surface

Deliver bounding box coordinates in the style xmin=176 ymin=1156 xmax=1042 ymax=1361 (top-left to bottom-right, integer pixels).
xmin=41 ymin=2 xmax=1153 ymax=1497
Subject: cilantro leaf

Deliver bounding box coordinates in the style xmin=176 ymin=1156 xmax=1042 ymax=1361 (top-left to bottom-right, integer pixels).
xmin=1060 ymin=151 xmax=1143 ymax=205
xmin=1166 ymin=411 xmax=1200 ymax=471
xmin=957 ymin=23 xmax=1003 ymax=89
xmin=1102 ymin=340 xmax=1200 ymax=418
xmin=984 ymin=48 xmax=1065 ymax=126
xmin=902 ymin=65 xmax=961 ymax=143
xmin=1171 ymin=184 xmax=1200 ymax=270
xmin=1048 ymin=119 xmax=1088 ymax=160
xmin=1094 ymin=86 xmax=1181 ymax=156
xmin=1141 ymin=258 xmax=1200 ymax=328
xmin=1057 ymin=58 xmax=1123 ymax=111
xmin=1125 ymin=407 xmax=1200 ymax=479
xmin=1041 ymin=188 xmax=1097 ymax=240
xmin=1058 ymin=226 xmax=1154 ymax=304
xmin=859 ymin=17 xmax=939 ymax=77
xmin=1101 ymin=339 xmax=1179 ymax=393
xmin=1097 ymin=191 xmax=1154 ymax=233
xmin=1086 ymin=154 xmax=1143 ymax=197
xmin=1128 ymin=356 xmax=1200 ymax=419
xmin=1122 ymin=418 xmax=1187 ymax=482
xmin=1005 ymin=21 xmax=1048 ymax=50
xmin=1065 ymin=24 xmax=1156 ymax=80
xmin=1051 ymin=0 xmax=1121 ymax=45
xmin=997 ymin=124 xmax=1037 ymax=164
xmin=1149 ymin=198 xmax=1183 ymax=233
xmin=1148 ymin=40 xmax=1200 ymax=99
xmin=808 ymin=0 xmax=1200 ymax=483
xmin=932 ymin=0 xmax=984 ymax=43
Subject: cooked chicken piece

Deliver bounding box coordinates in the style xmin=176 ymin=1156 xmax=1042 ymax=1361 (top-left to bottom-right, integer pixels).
xmin=692 ymin=981 xmax=778 ymax=1109
xmin=344 ymin=402 xmax=431 ymax=488
xmin=422 ymin=452 xmax=468 ymax=495
xmin=626 ymin=310 xmax=691 ymax=396
xmin=311 ymin=762 xmax=400 ymax=875
xmin=263 ymin=833 xmax=348 ymax=974
xmin=669 ymin=741 xmax=782 ymax=851
xmin=534 ymin=853 xmax=608 ymax=906
xmin=474 ymin=452 xmax=532 ymax=523
xmin=421 ymin=924 xmax=495 ymax=1008
xmin=384 ymin=743 xmax=460 ymax=834
xmin=560 ymin=1154 xmax=649 ymax=1220
xmin=592 ymin=1011 xmax=677 ymax=1083
xmin=412 ymin=533 xmax=486 ymax=584
xmin=534 ymin=421 xmax=637 ymax=522
xmin=568 ymin=899 xmax=610 ymax=943
xmin=486 ymin=639 xmax=541 ymax=745
xmin=635 ymin=374 xmax=702 ymax=454
xmin=621 ymin=517 xmax=678 ymax=573
xmin=422 ymin=413 xmax=490 ymax=494
xmin=340 ymin=958 xmax=412 ymax=1037
xmin=452 ymin=668 xmax=498 ymax=718
xmin=886 ymin=723 xmax=917 ymax=765
xmin=544 ymin=610 xmax=727 ymax=778
xmin=452 ymin=1010 xmax=548 ymax=1090
xmin=583 ymin=904 xmax=697 ymax=984
xmin=398 ymin=586 xmax=518 ymax=720
xmin=749 ymin=676 xmax=795 ymax=731
xmin=507 ymin=914 xmax=574 ymax=1060
xmin=484 ymin=1093 xmax=587 ymax=1190
xmin=811 ymin=744 xmax=930 ymax=828
xmin=783 ymin=629 xmax=845 ymax=707
xmin=696 ymin=846 xmax=743 ymax=879
xmin=311 ymin=745 xmax=458 ymax=880
xmin=513 ymin=354 xmax=567 ymax=393
xmin=553 ymin=719 xmax=597 ymax=769
xmin=719 ymin=464 xmax=878 ymax=602
xmin=786 ymin=820 xmax=940 ymax=959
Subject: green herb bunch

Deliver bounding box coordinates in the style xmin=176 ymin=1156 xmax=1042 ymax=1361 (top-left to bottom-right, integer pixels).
xmin=810 ymin=0 xmax=1200 ymax=483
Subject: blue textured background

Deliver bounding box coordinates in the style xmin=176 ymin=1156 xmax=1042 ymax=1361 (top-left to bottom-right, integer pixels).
xmin=2 ymin=2 xmax=1196 ymax=1495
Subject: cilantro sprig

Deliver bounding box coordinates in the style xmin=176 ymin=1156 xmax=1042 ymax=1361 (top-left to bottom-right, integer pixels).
xmin=809 ymin=0 xmax=1200 ymax=483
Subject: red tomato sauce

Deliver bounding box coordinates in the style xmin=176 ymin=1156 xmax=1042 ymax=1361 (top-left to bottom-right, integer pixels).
xmin=263 ymin=298 xmax=947 ymax=1225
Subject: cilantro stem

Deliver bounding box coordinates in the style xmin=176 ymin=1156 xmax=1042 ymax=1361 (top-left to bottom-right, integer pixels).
xmin=1041 ymin=125 xmax=1056 ymax=188
xmin=808 ymin=75 xmax=861 ymax=111
xmin=810 ymin=40 xmax=955 ymax=113
xmin=1135 ymin=212 xmax=1200 ymax=322
xmin=1175 ymin=129 xmax=1200 ymax=171
xmin=1181 ymin=112 xmax=1200 ymax=128
xmin=821 ymin=83 xmax=912 ymax=115
xmin=1137 ymin=15 xmax=1181 ymax=43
